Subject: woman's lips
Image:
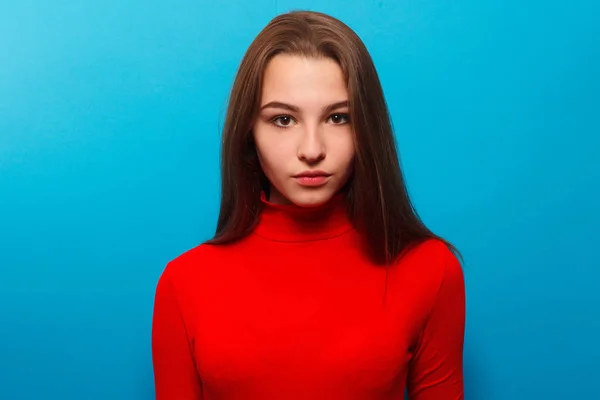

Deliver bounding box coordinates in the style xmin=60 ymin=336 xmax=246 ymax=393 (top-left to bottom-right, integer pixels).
xmin=293 ymin=171 xmax=331 ymax=187
xmin=294 ymin=175 xmax=330 ymax=186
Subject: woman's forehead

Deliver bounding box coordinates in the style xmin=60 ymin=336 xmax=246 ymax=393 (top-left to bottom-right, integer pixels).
xmin=260 ymin=55 xmax=348 ymax=110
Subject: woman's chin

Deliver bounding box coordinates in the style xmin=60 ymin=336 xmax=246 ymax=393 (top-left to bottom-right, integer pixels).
xmin=284 ymin=189 xmax=336 ymax=208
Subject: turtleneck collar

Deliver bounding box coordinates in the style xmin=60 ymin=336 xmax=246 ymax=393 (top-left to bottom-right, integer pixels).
xmin=253 ymin=191 xmax=354 ymax=242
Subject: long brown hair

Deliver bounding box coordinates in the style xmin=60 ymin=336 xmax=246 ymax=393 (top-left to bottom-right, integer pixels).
xmin=207 ymin=10 xmax=459 ymax=265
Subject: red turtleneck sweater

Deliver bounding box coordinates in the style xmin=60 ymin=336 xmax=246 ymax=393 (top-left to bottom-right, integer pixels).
xmin=152 ymin=195 xmax=466 ymax=399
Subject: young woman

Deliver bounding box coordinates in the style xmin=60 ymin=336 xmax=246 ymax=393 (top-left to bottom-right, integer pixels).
xmin=152 ymin=10 xmax=466 ymax=400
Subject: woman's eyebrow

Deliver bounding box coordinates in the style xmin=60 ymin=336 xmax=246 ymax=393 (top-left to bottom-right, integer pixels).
xmin=260 ymin=101 xmax=299 ymax=112
xmin=323 ymin=100 xmax=349 ymax=114
xmin=259 ymin=100 xmax=349 ymax=113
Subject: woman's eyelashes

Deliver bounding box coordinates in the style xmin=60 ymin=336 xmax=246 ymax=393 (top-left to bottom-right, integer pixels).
xmin=269 ymin=113 xmax=350 ymax=129
xmin=271 ymin=115 xmax=296 ymax=128
xmin=328 ymin=113 xmax=350 ymax=125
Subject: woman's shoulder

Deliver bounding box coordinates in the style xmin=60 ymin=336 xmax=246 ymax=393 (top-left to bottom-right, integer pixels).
xmin=158 ymin=242 xmax=230 ymax=285
xmin=393 ymin=238 xmax=464 ymax=295
xmin=401 ymin=238 xmax=460 ymax=265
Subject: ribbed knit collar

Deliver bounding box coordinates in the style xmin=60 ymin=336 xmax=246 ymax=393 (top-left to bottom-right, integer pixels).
xmin=253 ymin=192 xmax=354 ymax=242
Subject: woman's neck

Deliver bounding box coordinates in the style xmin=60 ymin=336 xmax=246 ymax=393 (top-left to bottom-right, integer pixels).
xmin=253 ymin=191 xmax=354 ymax=242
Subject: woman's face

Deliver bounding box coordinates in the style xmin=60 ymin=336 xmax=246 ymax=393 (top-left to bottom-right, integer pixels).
xmin=253 ymin=54 xmax=355 ymax=207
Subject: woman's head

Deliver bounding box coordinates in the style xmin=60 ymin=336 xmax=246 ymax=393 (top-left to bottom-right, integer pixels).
xmin=254 ymin=54 xmax=354 ymax=206
xmin=211 ymin=11 xmax=453 ymax=264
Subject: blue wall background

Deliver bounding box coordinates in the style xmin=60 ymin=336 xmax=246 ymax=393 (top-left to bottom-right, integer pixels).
xmin=1 ymin=0 xmax=598 ymax=399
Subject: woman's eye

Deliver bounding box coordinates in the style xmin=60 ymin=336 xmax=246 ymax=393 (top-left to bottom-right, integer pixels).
xmin=329 ymin=113 xmax=350 ymax=124
xmin=272 ymin=115 xmax=295 ymax=127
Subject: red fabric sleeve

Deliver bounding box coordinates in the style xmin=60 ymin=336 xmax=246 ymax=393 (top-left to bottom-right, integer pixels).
xmin=152 ymin=264 xmax=203 ymax=399
xmin=407 ymin=248 xmax=466 ymax=400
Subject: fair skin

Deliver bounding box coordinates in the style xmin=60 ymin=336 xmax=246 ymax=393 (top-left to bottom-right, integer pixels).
xmin=253 ymin=54 xmax=356 ymax=207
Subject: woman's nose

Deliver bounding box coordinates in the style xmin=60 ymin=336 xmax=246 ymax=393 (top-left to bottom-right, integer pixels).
xmin=297 ymin=124 xmax=326 ymax=164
